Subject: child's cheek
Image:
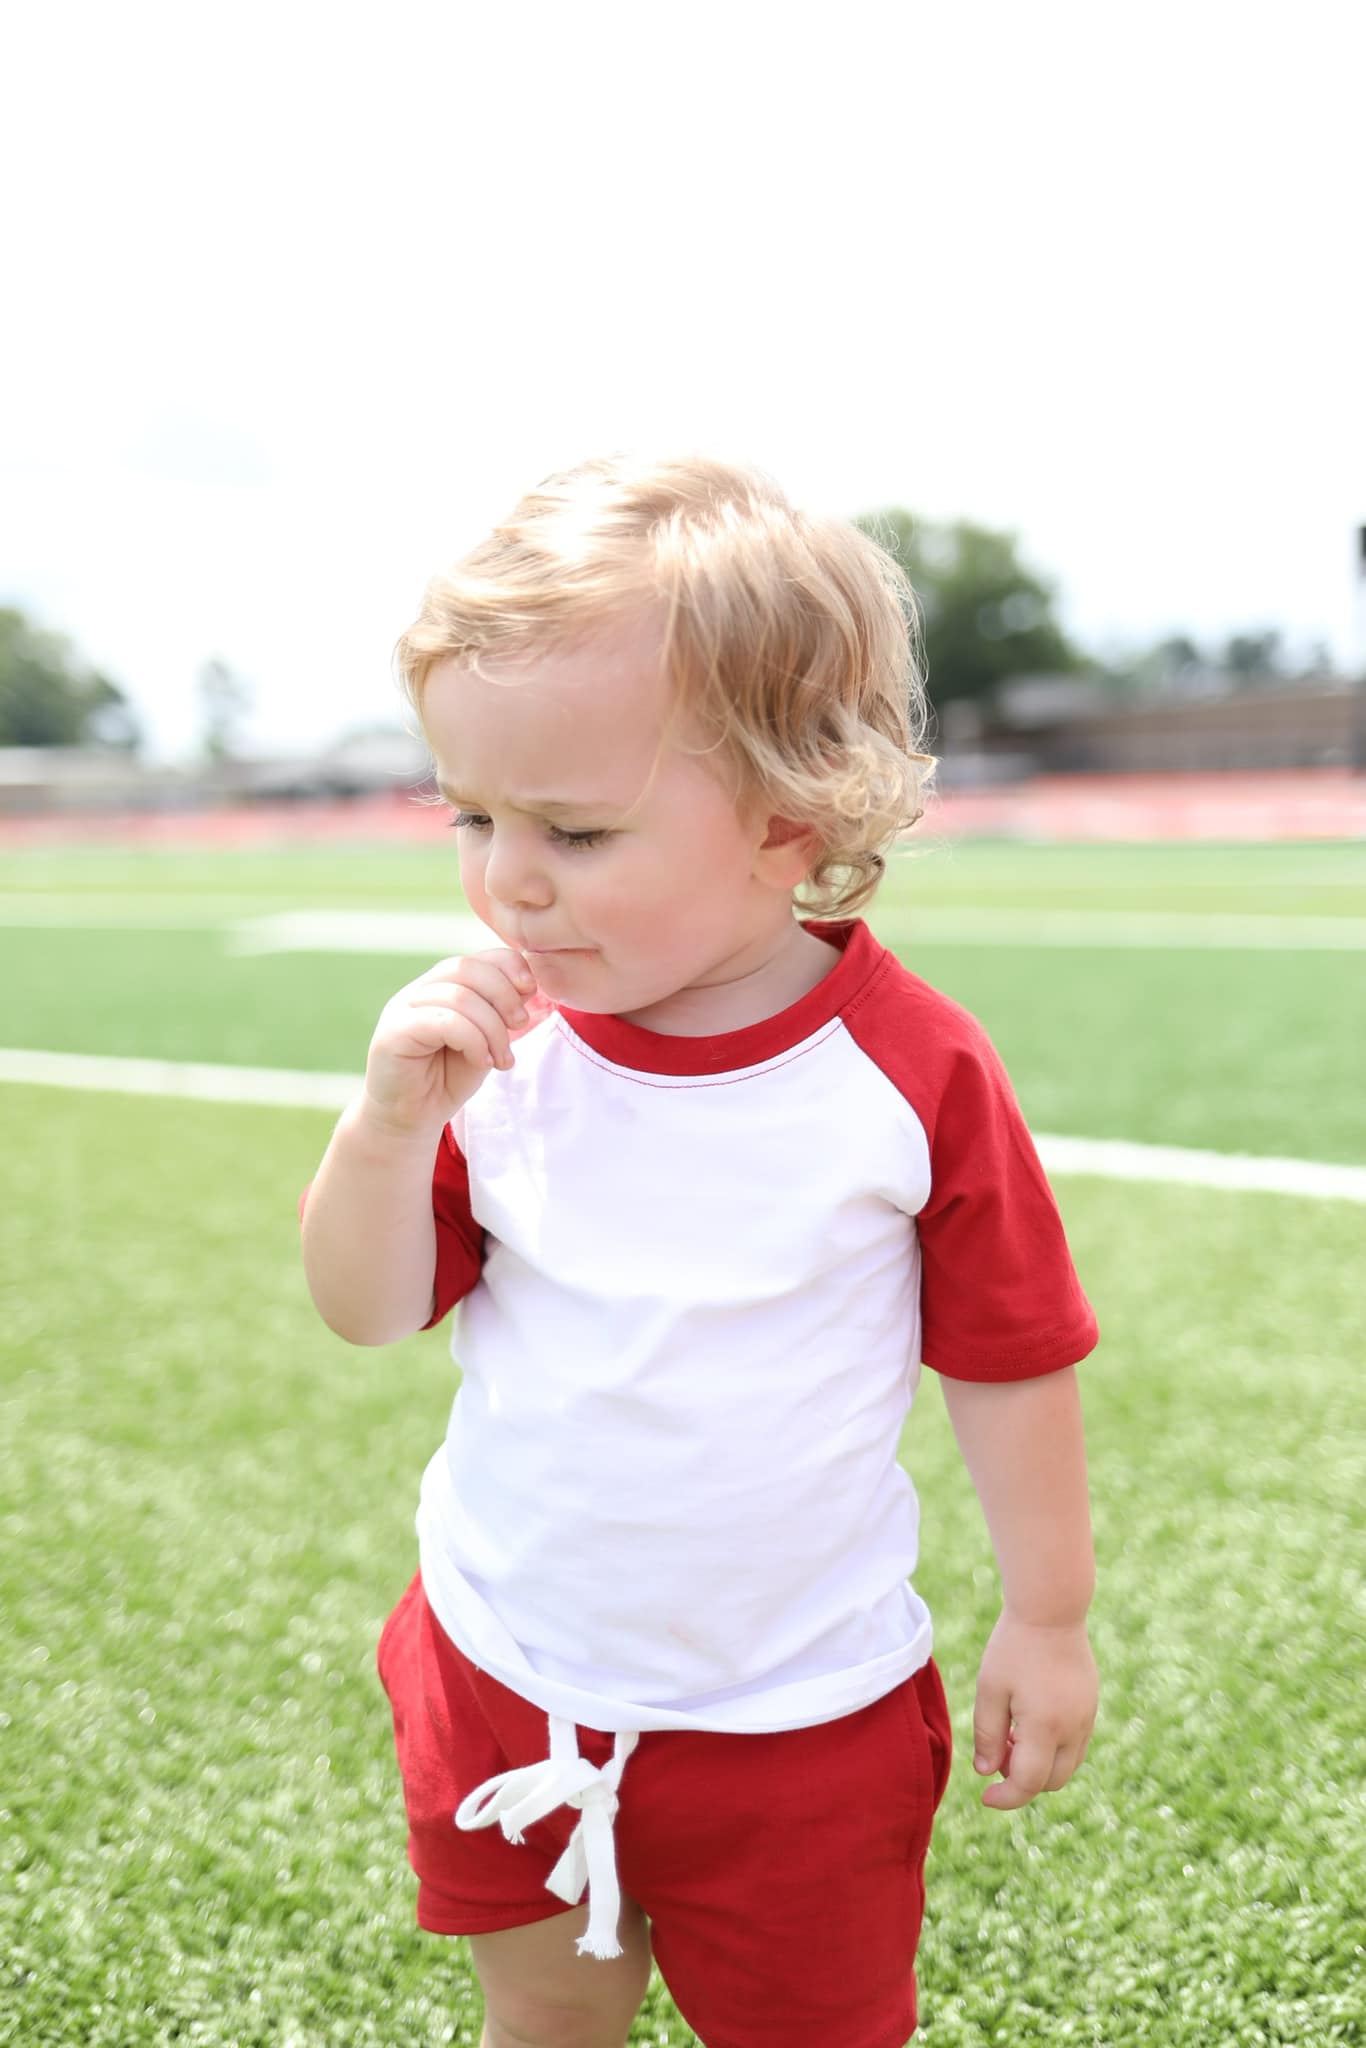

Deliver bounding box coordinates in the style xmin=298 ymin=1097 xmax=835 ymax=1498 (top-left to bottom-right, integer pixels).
xmin=457 ymin=843 xmax=488 ymax=911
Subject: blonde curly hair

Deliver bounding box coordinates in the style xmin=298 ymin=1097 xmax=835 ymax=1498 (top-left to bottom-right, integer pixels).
xmin=395 ymin=450 xmax=935 ymax=919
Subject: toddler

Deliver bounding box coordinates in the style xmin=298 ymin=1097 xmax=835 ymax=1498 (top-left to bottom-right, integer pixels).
xmin=301 ymin=452 xmax=1099 ymax=2048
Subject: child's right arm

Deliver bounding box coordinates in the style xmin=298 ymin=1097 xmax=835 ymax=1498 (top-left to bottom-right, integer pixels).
xmin=300 ymin=947 xmax=537 ymax=1345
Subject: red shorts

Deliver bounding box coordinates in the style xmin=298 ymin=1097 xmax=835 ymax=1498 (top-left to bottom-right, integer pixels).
xmin=376 ymin=1569 xmax=953 ymax=2048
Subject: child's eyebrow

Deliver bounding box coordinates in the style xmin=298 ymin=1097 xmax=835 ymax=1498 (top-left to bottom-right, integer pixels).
xmin=435 ymin=780 xmax=610 ymax=818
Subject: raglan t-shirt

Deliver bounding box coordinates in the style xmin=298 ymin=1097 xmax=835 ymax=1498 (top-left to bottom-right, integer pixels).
xmin=414 ymin=915 xmax=1098 ymax=1738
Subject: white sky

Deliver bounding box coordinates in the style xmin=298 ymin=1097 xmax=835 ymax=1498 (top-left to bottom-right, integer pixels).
xmin=2 ymin=0 xmax=1363 ymax=761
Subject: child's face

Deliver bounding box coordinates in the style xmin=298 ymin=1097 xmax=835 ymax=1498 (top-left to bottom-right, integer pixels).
xmin=422 ymin=606 xmax=799 ymax=1019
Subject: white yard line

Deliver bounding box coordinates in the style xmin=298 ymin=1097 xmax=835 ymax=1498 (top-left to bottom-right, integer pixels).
xmin=226 ymin=910 xmax=497 ymax=954
xmin=233 ymin=907 xmax=1366 ymax=954
xmin=2 ymin=1047 xmax=1363 ymax=1203
xmin=0 ymin=893 xmax=274 ymax=927
xmin=2 ymin=899 xmax=1366 ymax=950
xmin=1034 ymin=1134 xmax=1366 ymax=1203
xmin=0 ymin=1048 xmax=357 ymax=1111
xmin=871 ymin=909 xmax=1366 ymax=951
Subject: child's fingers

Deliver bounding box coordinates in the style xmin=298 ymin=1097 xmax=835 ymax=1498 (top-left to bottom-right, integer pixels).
xmin=403 ymin=988 xmax=518 ymax=1069
xmin=416 ymin=949 xmax=537 ymax=997
xmin=404 ymin=980 xmax=529 ymax=1059
xmin=972 ymin=1684 xmax=1012 ymax=1776
xmin=409 ymin=954 xmax=536 ymax=1035
xmin=1041 ymin=1737 xmax=1087 ymax=1791
xmin=980 ymin=1728 xmax=1053 ymax=1809
xmin=446 ymin=955 xmax=535 ymax=1028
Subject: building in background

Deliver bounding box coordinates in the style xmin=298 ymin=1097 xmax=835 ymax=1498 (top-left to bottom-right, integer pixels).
xmin=938 ymin=677 xmax=1364 ymax=785
xmin=0 ymin=727 xmax=431 ymax=816
xmin=3 ymin=685 xmax=1363 ymax=834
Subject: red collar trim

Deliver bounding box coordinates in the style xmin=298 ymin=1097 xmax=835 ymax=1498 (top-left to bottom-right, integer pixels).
xmin=554 ymin=919 xmax=886 ymax=1076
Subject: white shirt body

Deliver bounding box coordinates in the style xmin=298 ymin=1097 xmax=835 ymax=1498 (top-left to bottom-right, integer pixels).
xmin=415 ymin=919 xmax=1098 ymax=1734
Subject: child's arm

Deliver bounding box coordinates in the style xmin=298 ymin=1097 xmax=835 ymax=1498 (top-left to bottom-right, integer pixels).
xmin=302 ymin=1101 xmax=449 ymax=1344
xmin=301 ymin=948 xmax=536 ymax=1345
xmin=938 ymin=1365 xmax=1098 ymax=1810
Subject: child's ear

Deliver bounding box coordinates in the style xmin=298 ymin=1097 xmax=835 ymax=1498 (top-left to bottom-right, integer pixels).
xmin=755 ymin=815 xmax=821 ymax=889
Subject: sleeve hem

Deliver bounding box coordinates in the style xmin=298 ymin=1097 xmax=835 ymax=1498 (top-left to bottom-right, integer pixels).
xmin=924 ymin=1318 xmax=1099 ymax=1383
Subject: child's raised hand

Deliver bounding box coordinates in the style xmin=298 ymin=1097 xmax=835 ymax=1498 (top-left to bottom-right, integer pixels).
xmin=359 ymin=948 xmax=541 ymax=1137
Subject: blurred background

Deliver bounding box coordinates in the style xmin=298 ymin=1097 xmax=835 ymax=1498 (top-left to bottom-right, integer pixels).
xmin=2 ymin=2 xmax=1364 ymax=806
xmin=3 ymin=6 xmax=1364 ymax=2047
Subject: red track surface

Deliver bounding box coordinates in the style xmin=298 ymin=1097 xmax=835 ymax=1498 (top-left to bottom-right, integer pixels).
xmin=0 ymin=771 xmax=1362 ymax=849
xmin=919 ymin=771 xmax=1366 ymax=843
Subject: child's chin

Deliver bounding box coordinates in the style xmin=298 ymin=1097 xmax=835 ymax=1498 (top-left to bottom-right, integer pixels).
xmin=528 ymin=955 xmax=616 ymax=1011
xmin=553 ymin=989 xmax=619 ymax=1014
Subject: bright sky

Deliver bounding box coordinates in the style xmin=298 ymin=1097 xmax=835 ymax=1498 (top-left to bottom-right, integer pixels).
xmin=2 ymin=1 xmax=1362 ymax=761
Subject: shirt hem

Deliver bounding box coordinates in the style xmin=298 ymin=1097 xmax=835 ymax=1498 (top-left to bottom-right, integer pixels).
xmin=416 ymin=1529 xmax=934 ymax=1735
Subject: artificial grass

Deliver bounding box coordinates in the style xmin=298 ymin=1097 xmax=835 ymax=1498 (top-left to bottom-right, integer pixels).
xmin=3 ymin=1084 xmax=1363 ymax=2044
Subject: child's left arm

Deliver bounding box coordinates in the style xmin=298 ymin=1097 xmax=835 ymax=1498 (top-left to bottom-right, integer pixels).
xmin=938 ymin=1365 xmax=1098 ymax=1811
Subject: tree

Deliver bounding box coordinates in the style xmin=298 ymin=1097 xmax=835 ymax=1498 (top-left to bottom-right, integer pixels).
xmin=1297 ymin=638 xmax=1335 ymax=680
xmin=0 ymin=607 xmax=141 ymax=749
xmin=1150 ymin=634 xmax=1207 ymax=679
xmin=198 ymin=657 xmax=253 ymax=762
xmin=1221 ymin=629 xmax=1284 ymax=682
xmin=1097 ymin=634 xmax=1213 ymax=694
xmin=855 ymin=511 xmax=1085 ymax=713
xmin=1104 ymin=628 xmax=1330 ymax=693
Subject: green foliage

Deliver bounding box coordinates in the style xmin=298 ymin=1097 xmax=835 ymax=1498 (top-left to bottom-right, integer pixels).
xmin=854 ymin=515 xmax=1333 ymax=714
xmin=856 ymin=510 xmax=1086 ymax=711
xmin=1222 ymin=627 xmax=1285 ymax=679
xmin=1093 ymin=626 xmax=1335 ymax=694
xmin=0 ymin=607 xmax=140 ymax=749
xmin=1097 ymin=632 xmax=1208 ymax=694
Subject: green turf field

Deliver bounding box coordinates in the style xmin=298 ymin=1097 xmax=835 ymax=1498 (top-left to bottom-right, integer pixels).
xmin=3 ymin=838 xmax=1364 ymax=2045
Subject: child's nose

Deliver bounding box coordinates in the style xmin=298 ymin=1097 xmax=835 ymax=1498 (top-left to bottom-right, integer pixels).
xmin=484 ymin=835 xmax=554 ymax=912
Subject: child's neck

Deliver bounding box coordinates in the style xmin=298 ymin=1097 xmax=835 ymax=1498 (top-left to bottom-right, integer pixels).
xmin=616 ymin=920 xmax=841 ymax=1038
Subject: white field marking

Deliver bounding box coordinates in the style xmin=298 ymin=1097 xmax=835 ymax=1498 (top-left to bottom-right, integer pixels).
xmin=0 ymin=898 xmax=495 ymax=946
xmin=871 ymin=909 xmax=1366 ymax=950
xmin=1036 ymin=1135 xmax=1366 ymax=1204
xmin=0 ymin=1049 xmax=357 ymax=1111
xmin=2 ymin=898 xmax=1365 ymax=951
xmin=226 ymin=910 xmax=498 ymax=955
xmin=232 ymin=907 xmax=1366 ymax=954
xmin=1 ymin=1048 xmax=1364 ymax=1203
xmin=0 ymin=892 xmax=279 ymax=927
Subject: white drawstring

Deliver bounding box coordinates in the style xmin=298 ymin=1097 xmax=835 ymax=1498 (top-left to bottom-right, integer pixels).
xmin=454 ymin=1716 xmax=640 ymax=1958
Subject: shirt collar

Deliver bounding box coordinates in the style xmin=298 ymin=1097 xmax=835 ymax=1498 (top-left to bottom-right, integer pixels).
xmin=554 ymin=918 xmax=888 ymax=1077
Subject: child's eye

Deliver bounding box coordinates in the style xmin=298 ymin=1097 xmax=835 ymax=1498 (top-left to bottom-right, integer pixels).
xmin=447 ymin=809 xmax=608 ymax=853
xmin=548 ymin=826 xmax=610 ymax=851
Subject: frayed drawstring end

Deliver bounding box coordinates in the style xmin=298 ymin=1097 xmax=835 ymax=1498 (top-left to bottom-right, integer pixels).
xmin=576 ymin=1924 xmax=625 ymax=1960
xmin=454 ymin=1716 xmax=639 ymax=1959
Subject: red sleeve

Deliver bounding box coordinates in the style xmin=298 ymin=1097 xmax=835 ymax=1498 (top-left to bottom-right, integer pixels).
xmin=423 ymin=1122 xmax=486 ymax=1328
xmin=297 ymin=1124 xmax=485 ymax=1331
xmin=914 ymin=1027 xmax=1098 ymax=1381
xmin=841 ymin=955 xmax=1098 ymax=1383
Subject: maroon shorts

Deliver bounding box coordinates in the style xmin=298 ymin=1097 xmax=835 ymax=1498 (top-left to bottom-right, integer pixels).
xmin=376 ymin=1569 xmax=953 ymax=2047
